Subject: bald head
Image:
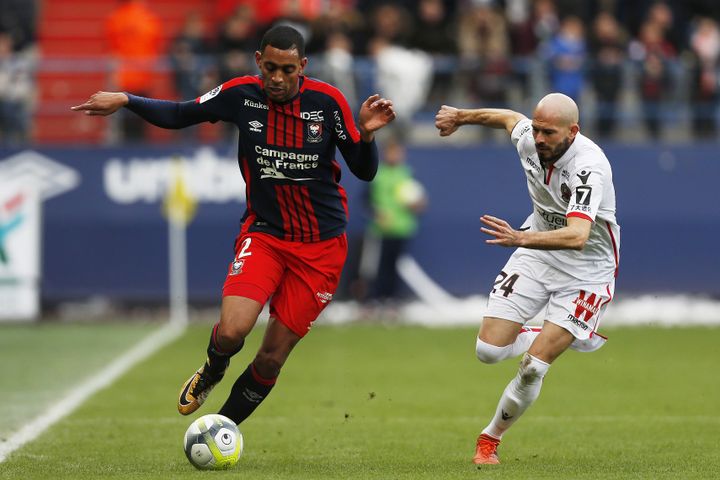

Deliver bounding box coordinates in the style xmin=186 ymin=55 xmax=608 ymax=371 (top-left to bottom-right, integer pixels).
xmin=534 ymin=93 xmax=579 ymax=127
xmin=531 ymin=93 xmax=580 ymax=164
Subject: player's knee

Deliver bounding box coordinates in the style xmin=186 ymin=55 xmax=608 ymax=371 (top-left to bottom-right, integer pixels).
xmin=518 ymin=353 xmax=550 ymax=385
xmin=475 ymin=338 xmax=509 ymax=364
xmin=215 ymin=323 xmax=246 ymax=350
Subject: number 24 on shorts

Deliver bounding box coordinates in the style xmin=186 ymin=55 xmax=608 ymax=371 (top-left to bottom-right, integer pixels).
xmin=492 ymin=271 xmax=520 ymax=297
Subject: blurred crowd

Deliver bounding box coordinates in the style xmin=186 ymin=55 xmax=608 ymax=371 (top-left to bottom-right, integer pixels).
xmin=3 ymin=0 xmax=720 ymax=144
xmin=0 ymin=0 xmax=36 ymax=145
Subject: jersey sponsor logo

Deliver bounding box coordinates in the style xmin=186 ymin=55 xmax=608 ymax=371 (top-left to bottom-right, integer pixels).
xmin=333 ymin=110 xmax=347 ymax=140
xmin=254 ymin=146 xmax=320 ymax=179
xmin=307 ymin=122 xmax=323 ymax=143
xmin=525 ymin=156 xmax=541 ymax=171
xmin=536 ymin=208 xmax=567 ymax=229
xmin=560 ymin=182 xmax=571 ymax=202
xmin=259 ymin=164 xmax=312 ymax=180
xmin=300 ymin=110 xmax=324 ymax=121
xmin=561 ymin=169 xmax=570 ymax=180
xmin=572 ymin=290 xmax=603 ymax=321
xmin=518 ymin=124 xmax=531 ymax=136
xmin=577 ymin=170 xmax=592 ymax=184
xmin=199 ymin=85 xmax=222 ymax=104
xmin=566 ymin=314 xmax=590 ymax=331
xmin=575 ymin=185 xmax=592 ymax=205
xmin=570 ymin=204 xmax=592 ymax=213
xmin=244 ymin=98 xmax=268 ymax=110
xmin=248 ymin=120 xmax=263 ymax=133
xmin=316 ymin=291 xmax=333 ymax=304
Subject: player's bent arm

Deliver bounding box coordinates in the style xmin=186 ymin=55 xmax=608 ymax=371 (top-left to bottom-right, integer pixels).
xmin=339 ymin=139 xmax=379 ymax=181
xmin=457 ymin=108 xmax=526 ymax=134
xmin=518 ymin=216 xmax=592 ymax=250
xmin=436 ymin=105 xmax=526 ymax=136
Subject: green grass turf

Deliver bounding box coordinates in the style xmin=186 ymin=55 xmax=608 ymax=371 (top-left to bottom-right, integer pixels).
xmin=0 ymin=322 xmax=156 ymax=433
xmin=1 ymin=324 xmax=718 ymax=479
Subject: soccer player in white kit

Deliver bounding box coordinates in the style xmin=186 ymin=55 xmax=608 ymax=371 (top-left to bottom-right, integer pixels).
xmin=435 ymin=93 xmax=620 ymax=465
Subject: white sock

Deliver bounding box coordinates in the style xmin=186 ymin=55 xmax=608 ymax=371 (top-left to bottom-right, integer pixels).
xmin=475 ymin=328 xmax=541 ymax=364
xmin=509 ymin=328 xmax=540 ymax=357
xmin=482 ymin=353 xmax=550 ymax=439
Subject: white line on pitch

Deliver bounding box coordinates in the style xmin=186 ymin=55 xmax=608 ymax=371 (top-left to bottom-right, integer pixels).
xmin=0 ymin=322 xmax=185 ymax=463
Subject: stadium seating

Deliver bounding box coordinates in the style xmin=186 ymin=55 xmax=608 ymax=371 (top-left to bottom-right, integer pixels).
xmin=36 ymin=0 xmax=221 ymax=144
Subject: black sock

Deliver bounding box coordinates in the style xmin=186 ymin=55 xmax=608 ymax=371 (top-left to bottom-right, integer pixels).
xmin=205 ymin=323 xmax=244 ymax=377
xmin=218 ymin=362 xmax=277 ymax=424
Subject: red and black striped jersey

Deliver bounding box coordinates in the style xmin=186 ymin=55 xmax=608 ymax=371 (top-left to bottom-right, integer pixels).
xmin=126 ymin=75 xmax=378 ymax=242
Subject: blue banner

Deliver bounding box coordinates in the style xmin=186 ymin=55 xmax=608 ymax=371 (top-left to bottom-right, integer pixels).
xmin=1 ymin=142 xmax=717 ymax=302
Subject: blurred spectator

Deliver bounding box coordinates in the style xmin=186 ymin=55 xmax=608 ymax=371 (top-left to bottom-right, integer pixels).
xmin=305 ymin=2 xmax=365 ymax=55
xmin=531 ymin=0 xmax=560 ymax=44
xmin=629 ymin=20 xmax=676 ymax=139
xmin=215 ymin=0 xmax=284 ymax=28
xmin=169 ymin=12 xmax=213 ymax=100
xmin=362 ymin=140 xmax=427 ymax=305
xmin=645 ymin=1 xmax=684 ymax=52
xmin=544 ymin=15 xmax=587 ymax=102
xmin=0 ymin=0 xmax=37 ymax=51
xmin=457 ymin=1 xmax=512 ymax=106
xmin=371 ymin=39 xmax=433 ymax=141
xmin=688 ymin=16 xmax=720 ymax=139
xmin=316 ymin=31 xmax=358 ymax=108
xmin=408 ymin=0 xmax=457 ymax=106
xmin=368 ymin=4 xmax=432 ymax=140
xmin=105 ymin=0 xmax=163 ymax=141
xmin=505 ymin=0 xmax=558 ymax=95
xmin=216 ymin=6 xmax=257 ymax=83
xmin=0 ymin=32 xmax=34 ymax=145
xmin=590 ymin=12 xmax=628 ymax=138
xmin=365 ymin=3 xmax=413 ymax=50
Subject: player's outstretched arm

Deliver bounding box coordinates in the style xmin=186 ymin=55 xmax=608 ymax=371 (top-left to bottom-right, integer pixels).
xmin=74 ymin=91 xmax=211 ymax=129
xmin=71 ymin=91 xmax=128 ymax=116
xmin=480 ymin=215 xmax=591 ymax=250
xmin=358 ymin=94 xmax=396 ymax=142
xmin=435 ymin=106 xmax=526 ymax=137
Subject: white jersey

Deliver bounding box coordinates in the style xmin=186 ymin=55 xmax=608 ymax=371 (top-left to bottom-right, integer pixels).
xmin=510 ymin=118 xmax=620 ymax=282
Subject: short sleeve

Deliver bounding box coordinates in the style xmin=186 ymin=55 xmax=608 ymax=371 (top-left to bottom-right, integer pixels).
xmin=193 ymin=77 xmax=259 ymax=123
xmin=566 ymin=161 xmax=605 ymax=222
xmin=510 ymin=118 xmax=535 ymax=157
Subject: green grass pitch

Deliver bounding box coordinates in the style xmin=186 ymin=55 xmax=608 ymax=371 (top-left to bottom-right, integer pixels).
xmin=1 ymin=323 xmax=718 ymax=479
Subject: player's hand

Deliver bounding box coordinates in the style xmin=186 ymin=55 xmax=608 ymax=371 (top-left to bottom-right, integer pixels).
xmin=480 ymin=215 xmax=523 ymax=247
xmin=358 ymin=94 xmax=396 ymax=141
xmin=435 ymin=105 xmax=460 ymax=137
xmin=71 ymin=91 xmax=129 ymax=116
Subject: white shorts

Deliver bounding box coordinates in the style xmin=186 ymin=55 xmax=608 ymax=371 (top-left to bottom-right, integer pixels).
xmin=485 ymin=249 xmax=614 ymax=341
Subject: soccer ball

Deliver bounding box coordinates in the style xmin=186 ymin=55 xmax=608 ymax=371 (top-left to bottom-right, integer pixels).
xmin=183 ymin=414 xmax=243 ymax=470
xmin=395 ymin=178 xmax=425 ymax=207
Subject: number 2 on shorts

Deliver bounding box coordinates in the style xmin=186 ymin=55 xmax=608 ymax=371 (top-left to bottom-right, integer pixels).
xmin=237 ymin=237 xmax=252 ymax=258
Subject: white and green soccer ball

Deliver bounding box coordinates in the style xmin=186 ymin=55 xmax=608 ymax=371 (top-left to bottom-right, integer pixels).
xmin=183 ymin=414 xmax=243 ymax=470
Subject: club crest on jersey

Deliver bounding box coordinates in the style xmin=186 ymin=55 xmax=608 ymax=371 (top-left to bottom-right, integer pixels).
xmin=560 ymin=183 xmax=572 ymax=202
xmin=307 ymin=122 xmax=323 ymax=143
xmin=229 ymin=259 xmax=244 ymax=275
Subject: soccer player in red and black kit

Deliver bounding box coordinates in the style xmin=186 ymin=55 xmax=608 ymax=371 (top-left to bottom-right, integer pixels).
xmin=72 ymin=26 xmax=396 ymax=425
